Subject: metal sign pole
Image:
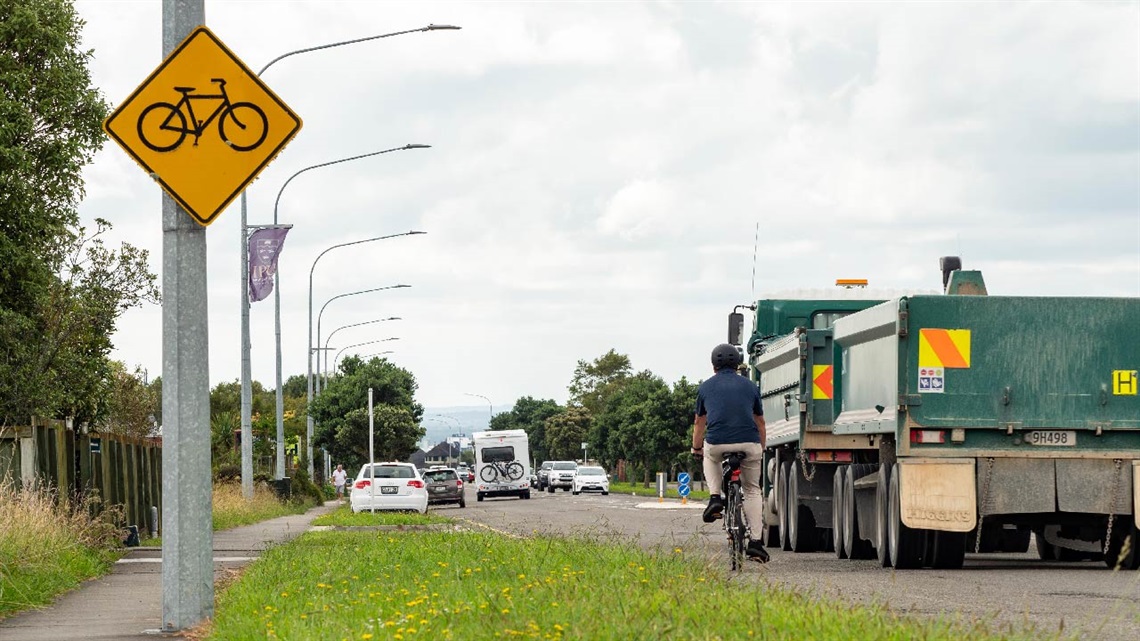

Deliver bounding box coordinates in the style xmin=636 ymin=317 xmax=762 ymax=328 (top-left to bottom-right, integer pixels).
xmin=161 ymin=1 xmax=211 ymax=631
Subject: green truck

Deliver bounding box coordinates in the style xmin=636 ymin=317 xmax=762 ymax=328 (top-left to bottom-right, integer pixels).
xmin=731 ymin=257 xmax=1139 ymax=569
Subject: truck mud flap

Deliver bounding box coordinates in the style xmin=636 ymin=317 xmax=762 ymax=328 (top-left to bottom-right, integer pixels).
xmin=984 ymin=458 xmax=1055 ymax=515
xmin=1056 ymin=459 xmax=1133 ymax=516
xmin=897 ymin=458 xmax=975 ymax=532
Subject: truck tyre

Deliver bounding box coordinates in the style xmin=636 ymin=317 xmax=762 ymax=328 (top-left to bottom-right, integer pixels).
xmin=459 ymin=498 xmax=466 ymax=508
xmin=1034 ymin=529 xmax=1056 ymax=560
xmin=845 ymin=464 xmax=876 ymax=560
xmin=889 ymin=463 xmax=925 ymax=569
xmin=833 ymin=465 xmax=848 ymax=559
xmin=876 ymin=463 xmax=892 ymax=567
xmin=928 ymin=531 xmax=966 ymax=569
xmin=788 ymin=460 xmax=818 ymax=553
xmin=548 ymin=486 xmax=555 ymax=494
xmin=1104 ymin=517 xmax=1140 ymax=570
xmin=573 ymin=490 xmax=580 ymax=495
xmin=477 ymin=492 xmax=484 ymax=502
xmin=778 ymin=460 xmax=792 ymax=551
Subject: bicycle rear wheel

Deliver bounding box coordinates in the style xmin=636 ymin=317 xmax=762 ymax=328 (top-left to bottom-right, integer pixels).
xmin=504 ymin=461 xmax=524 ymax=481
xmin=727 ymin=484 xmax=746 ymax=570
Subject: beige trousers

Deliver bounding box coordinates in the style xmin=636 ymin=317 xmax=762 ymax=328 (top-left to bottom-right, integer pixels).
xmin=703 ymin=441 xmax=765 ymax=536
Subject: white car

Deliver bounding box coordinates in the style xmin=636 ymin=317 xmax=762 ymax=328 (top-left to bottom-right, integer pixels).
xmin=572 ymin=466 xmax=609 ymax=495
xmin=350 ymin=462 xmax=428 ymax=513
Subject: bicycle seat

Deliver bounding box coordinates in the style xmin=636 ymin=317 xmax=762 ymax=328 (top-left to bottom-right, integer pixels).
xmin=173 ymin=86 xmax=195 ymax=93
xmin=721 ymin=452 xmax=747 ymax=470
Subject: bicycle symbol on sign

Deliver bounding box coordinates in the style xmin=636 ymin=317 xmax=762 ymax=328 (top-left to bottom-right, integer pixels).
xmin=136 ymin=78 xmax=268 ymax=152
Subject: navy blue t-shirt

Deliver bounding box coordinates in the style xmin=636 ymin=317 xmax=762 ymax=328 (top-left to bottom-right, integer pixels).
xmin=695 ymin=370 xmax=763 ymax=445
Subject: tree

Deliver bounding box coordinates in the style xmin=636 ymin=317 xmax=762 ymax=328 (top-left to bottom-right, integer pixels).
xmin=544 ymin=407 xmax=591 ymax=461
xmin=568 ymin=349 xmax=632 ymax=416
xmin=309 ymin=356 xmax=423 ymax=465
xmin=328 ymin=405 xmax=423 ymax=470
xmin=0 ymin=1 xmax=157 ymax=426
xmin=99 ymin=361 xmax=158 ymax=438
xmin=488 ymin=396 xmax=562 ymax=462
xmin=592 ymin=372 xmax=698 ymax=485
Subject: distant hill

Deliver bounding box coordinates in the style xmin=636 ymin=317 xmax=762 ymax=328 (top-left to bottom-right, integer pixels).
xmin=417 ymin=405 xmax=507 ymax=450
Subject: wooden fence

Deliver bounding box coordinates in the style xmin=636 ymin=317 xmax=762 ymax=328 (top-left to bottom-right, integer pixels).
xmin=0 ymin=418 xmax=162 ymax=533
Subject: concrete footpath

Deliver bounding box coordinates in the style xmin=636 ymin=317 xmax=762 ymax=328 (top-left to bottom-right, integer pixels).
xmin=0 ymin=501 xmax=339 ymax=640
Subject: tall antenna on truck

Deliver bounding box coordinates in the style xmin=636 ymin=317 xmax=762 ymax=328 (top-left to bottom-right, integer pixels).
xmin=751 ymin=221 xmax=759 ymax=301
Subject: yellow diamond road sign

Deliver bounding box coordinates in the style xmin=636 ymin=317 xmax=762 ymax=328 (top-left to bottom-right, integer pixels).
xmin=103 ymin=26 xmax=302 ymax=226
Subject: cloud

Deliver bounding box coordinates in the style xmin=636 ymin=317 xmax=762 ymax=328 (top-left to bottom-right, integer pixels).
xmin=74 ymin=1 xmax=1139 ymax=408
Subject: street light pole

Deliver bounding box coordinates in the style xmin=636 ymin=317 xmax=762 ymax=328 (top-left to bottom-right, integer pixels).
xmin=316 ymin=285 xmax=410 ymax=394
xmin=307 ymin=233 xmax=424 ymax=477
xmin=239 ymin=23 xmax=460 ymax=485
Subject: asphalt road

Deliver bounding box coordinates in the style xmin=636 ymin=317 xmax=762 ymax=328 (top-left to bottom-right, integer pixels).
xmin=441 ymin=486 xmax=1140 ymax=640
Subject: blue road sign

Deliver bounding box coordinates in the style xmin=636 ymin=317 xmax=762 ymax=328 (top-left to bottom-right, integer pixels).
xmin=678 ymin=472 xmax=691 ymax=485
xmin=678 ymin=484 xmax=691 ymax=497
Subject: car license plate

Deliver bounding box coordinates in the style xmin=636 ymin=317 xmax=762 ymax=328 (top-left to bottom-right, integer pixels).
xmin=380 ymin=486 xmax=398 ymax=494
xmin=1025 ymin=430 xmax=1076 ymax=446
xmin=431 ymin=486 xmax=444 ymax=492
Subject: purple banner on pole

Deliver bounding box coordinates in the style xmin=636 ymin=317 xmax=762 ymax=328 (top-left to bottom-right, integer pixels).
xmin=249 ymin=227 xmax=290 ymax=302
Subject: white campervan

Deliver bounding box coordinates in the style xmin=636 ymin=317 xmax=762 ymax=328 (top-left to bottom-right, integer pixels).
xmin=472 ymin=429 xmax=531 ymax=501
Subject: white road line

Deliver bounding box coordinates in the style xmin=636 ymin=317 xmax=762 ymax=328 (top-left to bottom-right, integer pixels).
xmin=116 ymin=556 xmax=257 ymax=564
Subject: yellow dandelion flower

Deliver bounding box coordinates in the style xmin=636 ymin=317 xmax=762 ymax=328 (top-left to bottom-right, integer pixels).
xmin=362 ymin=635 xmax=374 ymax=640
xmin=501 ymin=608 xmax=510 ymax=614
xmin=674 ymin=547 xmax=682 ymax=554
xmin=554 ymin=624 xmax=564 ymax=631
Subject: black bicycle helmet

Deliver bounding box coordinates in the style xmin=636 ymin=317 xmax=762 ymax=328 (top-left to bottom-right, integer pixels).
xmin=711 ymin=343 xmax=743 ymax=370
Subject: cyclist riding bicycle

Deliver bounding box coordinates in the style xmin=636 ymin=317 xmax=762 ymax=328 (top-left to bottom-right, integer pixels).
xmin=691 ymin=343 xmax=769 ymax=563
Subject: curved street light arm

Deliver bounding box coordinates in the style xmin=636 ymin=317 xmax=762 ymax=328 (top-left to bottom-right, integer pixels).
xmin=273 ymin=146 xmax=430 ymax=224
xmin=464 ymin=393 xmax=493 ymax=421
xmin=332 ymin=337 xmax=401 ymax=373
xmin=325 ymin=317 xmax=402 ymax=353
xmin=317 ymin=286 xmax=409 ymax=359
xmin=258 ymin=24 xmax=462 ymax=76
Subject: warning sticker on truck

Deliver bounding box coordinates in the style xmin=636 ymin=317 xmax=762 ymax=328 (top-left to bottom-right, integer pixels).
xmin=1114 ymin=370 xmax=1138 ymax=395
xmin=918 ymin=367 xmax=945 ymax=393
xmin=918 ymin=329 xmax=971 ymax=369
xmin=812 ymin=365 xmax=833 ymax=399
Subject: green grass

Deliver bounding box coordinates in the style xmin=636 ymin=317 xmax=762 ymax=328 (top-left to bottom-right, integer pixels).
xmin=208 ymin=530 xmax=1048 ymax=641
xmin=211 ymin=482 xmax=314 ymax=531
xmin=610 ymin=481 xmax=711 ymax=501
xmin=0 ymin=487 xmax=120 ymax=619
xmin=311 ymin=506 xmax=452 ymax=527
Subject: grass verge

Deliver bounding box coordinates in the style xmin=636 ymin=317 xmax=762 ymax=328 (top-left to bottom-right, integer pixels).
xmin=0 ymin=485 xmax=120 ymax=620
xmin=311 ymin=506 xmax=452 ymax=527
xmin=212 ymin=481 xmax=315 ymax=531
xmin=610 ymin=481 xmax=710 ymax=501
xmin=208 ymin=530 xmax=1046 ymax=640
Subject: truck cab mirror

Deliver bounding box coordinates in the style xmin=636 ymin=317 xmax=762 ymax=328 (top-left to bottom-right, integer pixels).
xmin=728 ymin=312 xmax=744 ymax=345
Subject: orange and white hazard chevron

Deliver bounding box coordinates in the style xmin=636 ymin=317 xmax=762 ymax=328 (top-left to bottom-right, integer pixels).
xmin=918 ymin=329 xmax=971 ymax=369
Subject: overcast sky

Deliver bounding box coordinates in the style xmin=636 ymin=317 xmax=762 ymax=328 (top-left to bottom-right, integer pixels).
xmin=76 ymin=1 xmax=1139 ymax=409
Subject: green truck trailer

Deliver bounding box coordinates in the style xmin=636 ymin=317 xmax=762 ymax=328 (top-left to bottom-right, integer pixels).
xmin=731 ymin=258 xmax=1140 ymax=569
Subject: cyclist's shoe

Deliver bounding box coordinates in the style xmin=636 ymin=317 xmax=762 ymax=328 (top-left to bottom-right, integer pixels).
xmin=702 ymin=495 xmax=724 ymax=523
xmin=746 ymin=540 xmax=770 ymax=563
